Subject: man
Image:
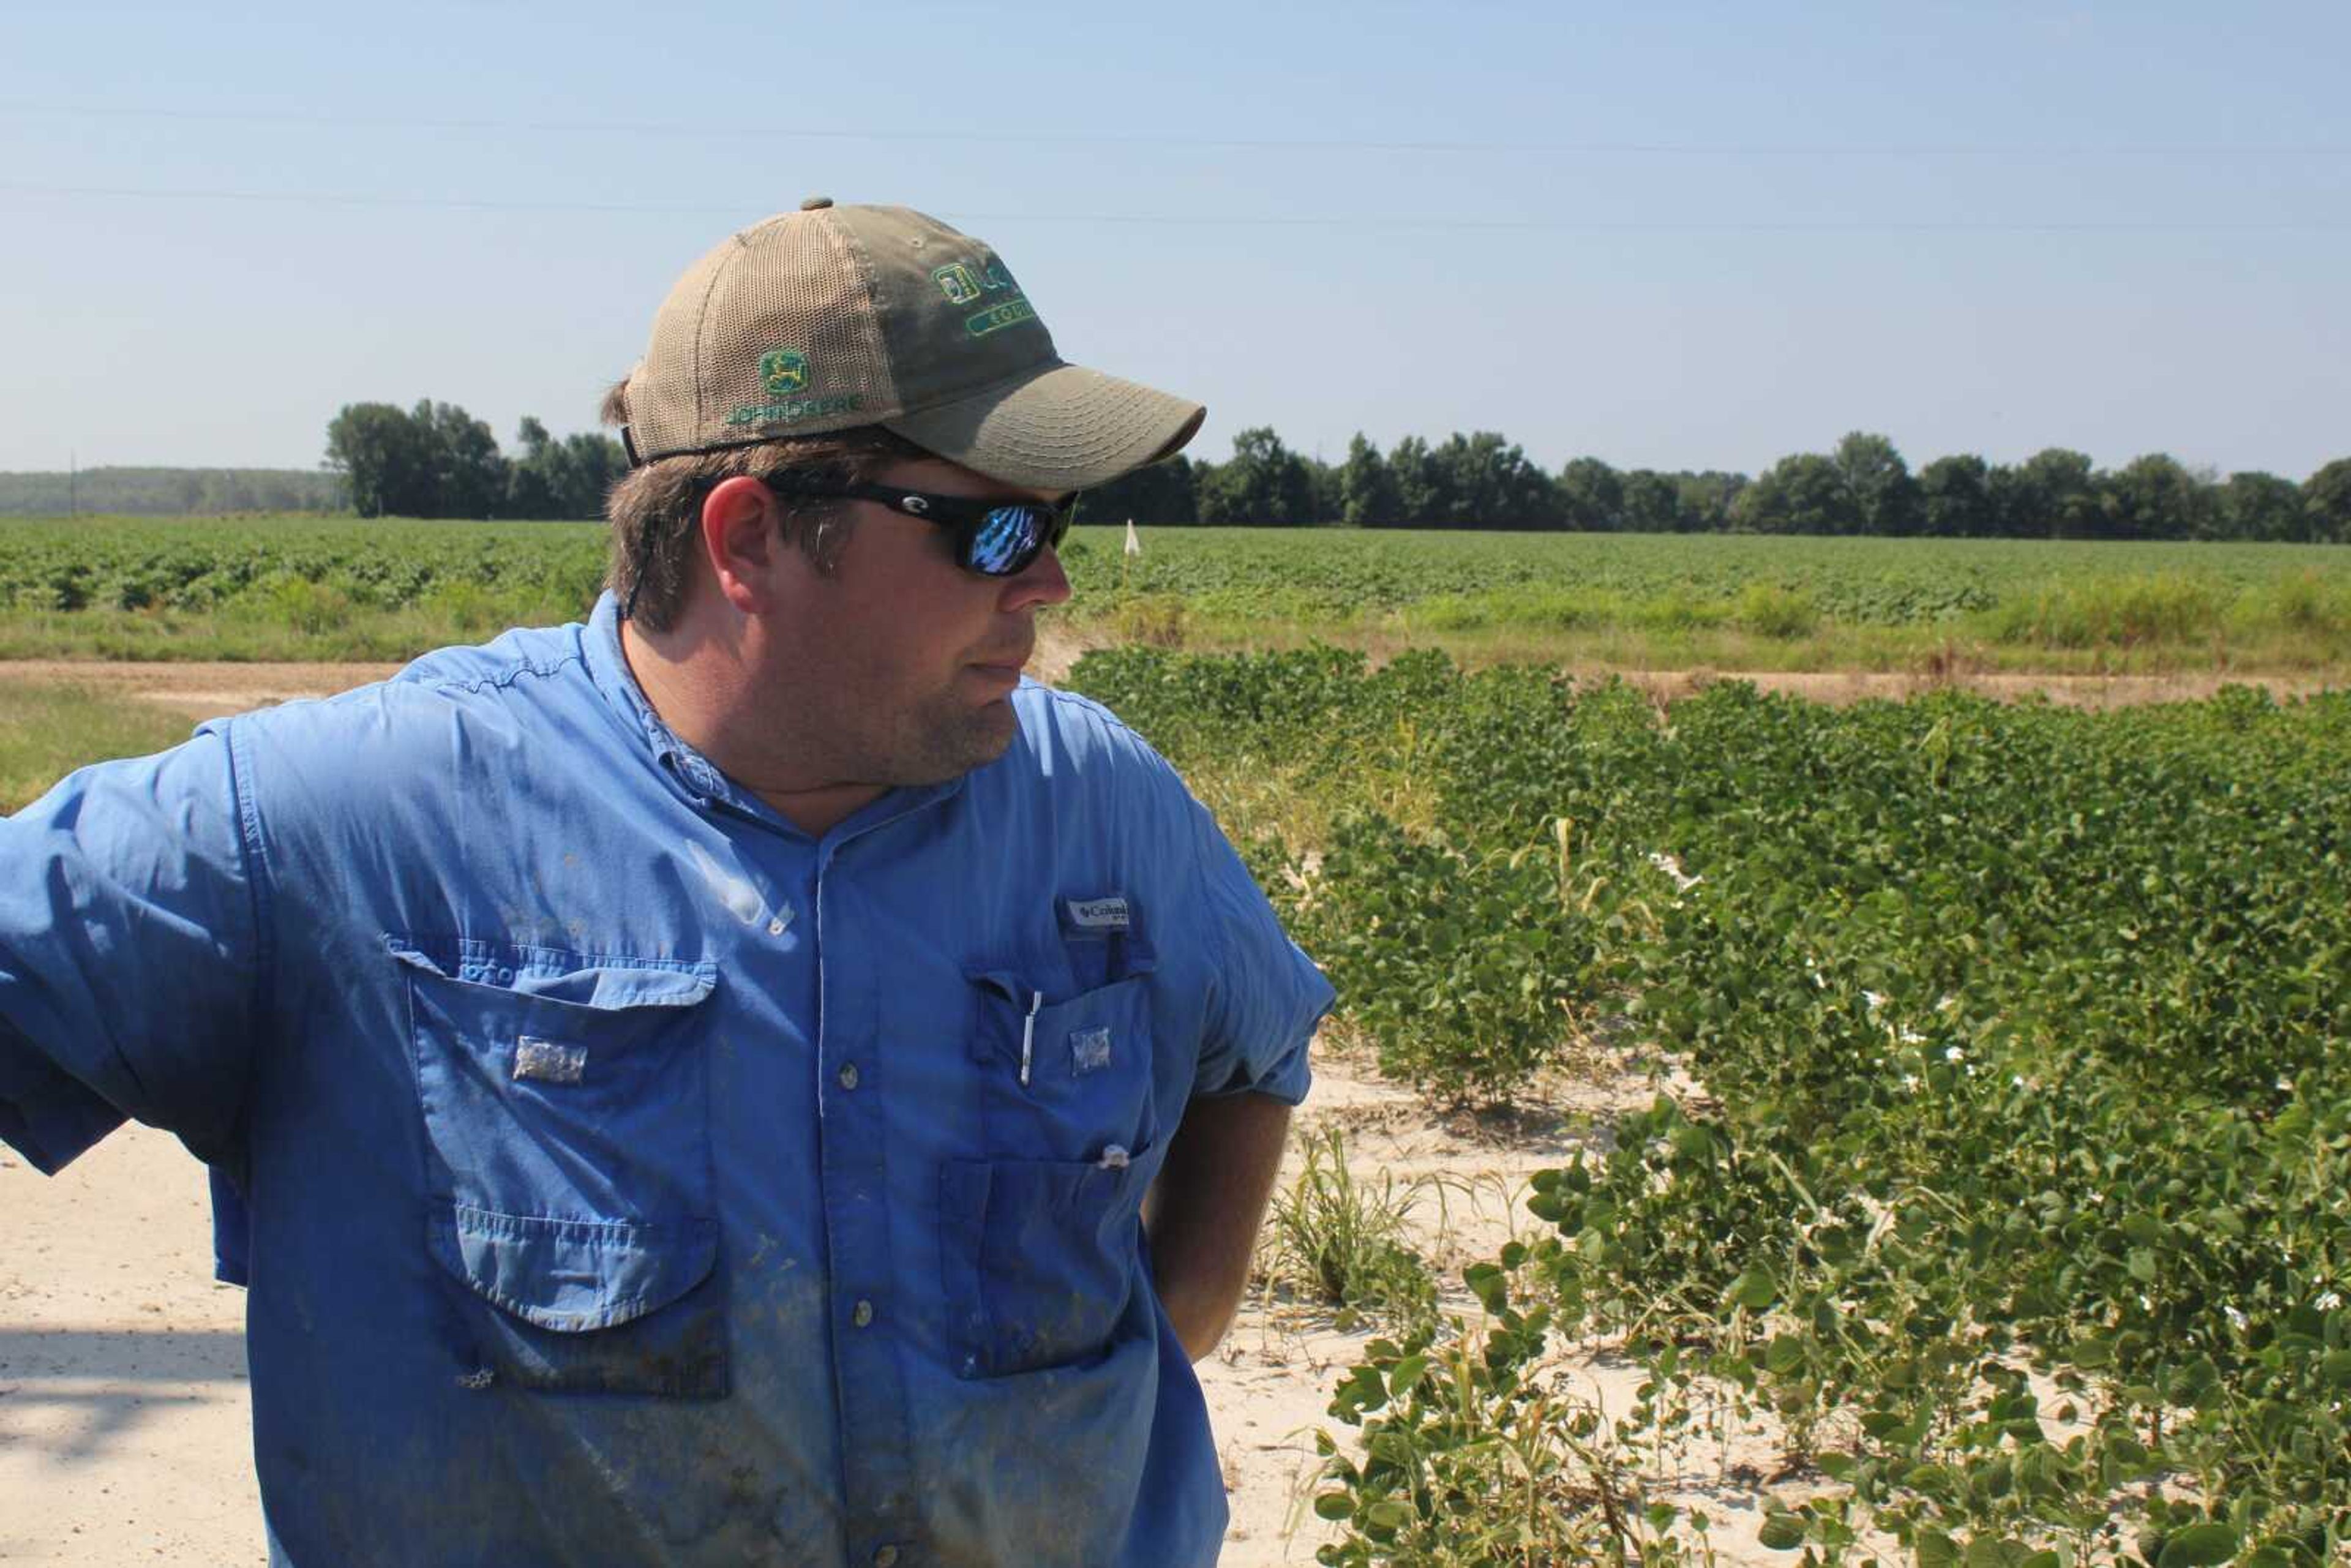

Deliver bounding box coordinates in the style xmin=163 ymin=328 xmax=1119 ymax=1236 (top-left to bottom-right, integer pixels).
xmin=0 ymin=199 xmax=1332 ymax=1566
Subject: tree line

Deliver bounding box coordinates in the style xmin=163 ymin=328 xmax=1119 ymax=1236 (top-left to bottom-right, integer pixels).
xmin=324 ymin=401 xmax=626 ymax=521
xmin=0 ymin=467 xmax=347 ymax=517
xmin=318 ymin=399 xmax=2351 ymax=542
xmin=1084 ymin=427 xmax=2351 ymax=543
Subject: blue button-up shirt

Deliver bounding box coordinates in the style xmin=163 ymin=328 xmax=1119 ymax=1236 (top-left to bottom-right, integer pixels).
xmin=0 ymin=595 xmax=1332 ymax=1567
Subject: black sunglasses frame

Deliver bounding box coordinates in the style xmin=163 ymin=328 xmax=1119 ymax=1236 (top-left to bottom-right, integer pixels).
xmin=760 ymin=478 xmax=1075 ymax=577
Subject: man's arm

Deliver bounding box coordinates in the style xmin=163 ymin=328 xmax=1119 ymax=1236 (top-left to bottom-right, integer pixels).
xmin=0 ymin=727 xmax=261 ymax=1175
xmin=1143 ymin=1089 xmax=1292 ymax=1361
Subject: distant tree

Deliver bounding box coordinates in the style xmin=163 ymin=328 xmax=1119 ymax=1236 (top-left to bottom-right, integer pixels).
xmin=2304 ymin=459 xmax=2351 ymax=544
xmin=506 ymin=417 xmax=564 ymax=519
xmin=1336 ymin=434 xmax=1400 ymax=528
xmin=2219 ymin=471 xmax=2306 ymax=542
xmin=1081 ymin=454 xmax=1198 ymax=526
xmin=2101 ymin=454 xmax=2216 ymax=541
xmin=1197 ymin=426 xmax=1315 ymax=525
xmin=414 ymin=400 xmax=507 ymax=519
xmin=1917 ymin=454 xmax=1995 ymax=538
xmin=1672 ymin=471 xmax=1745 ymax=533
xmin=1735 ymin=452 xmax=1856 ymax=535
xmin=1557 ymin=457 xmax=1622 ymax=531
xmin=1305 ymin=452 xmax=1343 ymax=524
xmin=1998 ymin=448 xmax=2101 ymax=538
xmin=556 ymin=432 xmax=625 ymax=519
xmin=1831 ymin=431 xmax=1919 ymax=536
xmin=1431 ymin=432 xmax=1559 ymax=529
xmin=1387 ymin=435 xmax=1449 ymax=528
xmin=326 ymin=402 xmax=439 ymax=518
xmin=1619 ymin=470 xmax=1683 ymax=533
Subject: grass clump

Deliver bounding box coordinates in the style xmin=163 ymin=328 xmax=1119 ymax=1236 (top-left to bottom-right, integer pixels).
xmin=1733 ymin=581 xmax=1821 ymax=639
xmin=1261 ymin=1125 xmax=1437 ymax=1335
xmin=1981 ymin=571 xmax=2232 ymax=649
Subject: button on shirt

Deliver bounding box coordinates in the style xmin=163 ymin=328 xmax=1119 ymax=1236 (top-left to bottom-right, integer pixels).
xmin=0 ymin=595 xmax=1333 ymax=1567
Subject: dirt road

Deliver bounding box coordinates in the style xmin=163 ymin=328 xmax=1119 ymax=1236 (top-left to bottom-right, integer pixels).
xmin=6 ymin=650 xmax=2339 ymax=724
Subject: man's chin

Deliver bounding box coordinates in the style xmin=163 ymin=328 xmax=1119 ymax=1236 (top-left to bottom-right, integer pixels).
xmin=892 ymin=700 xmax=1021 ymax=787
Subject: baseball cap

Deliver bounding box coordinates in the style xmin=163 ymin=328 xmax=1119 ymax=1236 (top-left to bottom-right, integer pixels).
xmin=617 ymin=198 xmax=1205 ymax=493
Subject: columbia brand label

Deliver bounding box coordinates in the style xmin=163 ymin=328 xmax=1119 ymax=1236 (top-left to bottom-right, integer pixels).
xmin=1063 ymin=896 xmax=1131 ymax=932
xmin=513 ymin=1037 xmax=588 ymax=1086
xmin=1070 ymin=1027 xmax=1113 ymax=1075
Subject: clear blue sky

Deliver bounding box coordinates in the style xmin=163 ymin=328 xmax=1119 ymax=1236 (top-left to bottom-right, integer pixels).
xmin=2 ymin=1 xmax=2345 ymax=481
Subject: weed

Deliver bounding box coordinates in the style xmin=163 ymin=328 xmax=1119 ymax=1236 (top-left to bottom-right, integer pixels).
xmin=1262 ymin=1126 xmax=1438 ymax=1336
xmin=1732 ymin=582 xmax=1821 ymax=639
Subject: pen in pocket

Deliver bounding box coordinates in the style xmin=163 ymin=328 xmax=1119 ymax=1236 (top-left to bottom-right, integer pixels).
xmin=1019 ymin=990 xmax=1042 ymax=1086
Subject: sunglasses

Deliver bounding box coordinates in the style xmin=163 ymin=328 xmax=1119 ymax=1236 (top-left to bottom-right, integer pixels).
xmin=762 ymin=478 xmax=1074 ymax=577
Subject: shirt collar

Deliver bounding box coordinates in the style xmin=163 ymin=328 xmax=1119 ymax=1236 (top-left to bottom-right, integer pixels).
xmin=579 ymin=591 xmax=967 ymax=839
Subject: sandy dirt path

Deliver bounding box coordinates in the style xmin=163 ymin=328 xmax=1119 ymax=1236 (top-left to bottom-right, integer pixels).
xmin=0 ymin=1130 xmax=262 ymax=1564
xmin=0 ymin=651 xmax=2340 ymax=722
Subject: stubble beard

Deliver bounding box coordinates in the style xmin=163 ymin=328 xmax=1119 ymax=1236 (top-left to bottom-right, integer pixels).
xmin=877 ymin=690 xmax=1023 ymax=788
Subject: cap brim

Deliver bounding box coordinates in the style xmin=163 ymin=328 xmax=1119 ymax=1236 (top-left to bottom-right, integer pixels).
xmin=884 ymin=361 xmax=1205 ymax=493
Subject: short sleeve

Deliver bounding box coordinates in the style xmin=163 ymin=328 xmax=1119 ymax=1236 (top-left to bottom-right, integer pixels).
xmin=0 ymin=724 xmax=266 ymax=1175
xmin=1185 ymin=798 xmax=1334 ymax=1106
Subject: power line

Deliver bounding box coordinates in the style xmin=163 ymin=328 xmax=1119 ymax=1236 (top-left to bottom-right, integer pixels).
xmin=2 ymin=100 xmax=2347 ymax=159
xmin=0 ymin=181 xmax=743 ymax=217
xmin=2 ymin=180 xmax=2347 ymax=233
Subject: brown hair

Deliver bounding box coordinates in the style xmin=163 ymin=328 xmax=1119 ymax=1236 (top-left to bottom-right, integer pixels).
xmin=599 ymin=378 xmax=928 ymax=631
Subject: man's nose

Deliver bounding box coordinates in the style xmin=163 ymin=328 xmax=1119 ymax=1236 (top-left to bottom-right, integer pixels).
xmin=1002 ymin=546 xmax=1072 ymax=612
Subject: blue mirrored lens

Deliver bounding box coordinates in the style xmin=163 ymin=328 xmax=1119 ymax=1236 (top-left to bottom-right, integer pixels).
xmin=969 ymin=506 xmax=1043 ymax=575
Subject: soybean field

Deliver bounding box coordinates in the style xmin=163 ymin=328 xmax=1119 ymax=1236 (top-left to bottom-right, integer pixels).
xmin=4 ymin=516 xmax=2350 ymax=671
xmin=1072 ymin=646 xmax=2351 ymax=1567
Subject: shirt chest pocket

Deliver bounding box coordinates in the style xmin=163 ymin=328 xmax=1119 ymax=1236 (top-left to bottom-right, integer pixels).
xmin=965 ymin=969 xmax=1159 ymax=1163
xmin=945 ymin=971 xmax=1165 ymax=1379
xmin=391 ymin=936 xmax=726 ymax=1398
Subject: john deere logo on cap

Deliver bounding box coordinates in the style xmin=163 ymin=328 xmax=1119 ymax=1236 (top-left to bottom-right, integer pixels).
xmin=932 ymin=258 xmax=1018 ymax=308
xmin=727 ymin=347 xmax=860 ymax=430
xmin=759 ymin=348 xmax=810 ymax=398
xmin=931 ymin=264 xmax=982 ymax=306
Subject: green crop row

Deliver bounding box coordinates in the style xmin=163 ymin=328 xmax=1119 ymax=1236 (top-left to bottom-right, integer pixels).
xmin=1057 ymin=526 xmax=2351 ymax=628
xmin=0 ymin=515 xmax=607 ymax=658
xmin=4 ymin=518 xmax=2349 ymax=666
xmin=1068 ymin=648 xmax=2351 ymax=1565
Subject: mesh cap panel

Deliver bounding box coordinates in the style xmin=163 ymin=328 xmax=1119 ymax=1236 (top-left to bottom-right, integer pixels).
xmin=631 ymin=211 xmax=898 ymax=459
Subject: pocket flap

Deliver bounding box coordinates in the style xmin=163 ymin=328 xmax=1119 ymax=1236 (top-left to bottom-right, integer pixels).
xmin=389 ymin=936 xmax=715 ymax=1011
xmin=430 ymin=1203 xmax=718 ymax=1332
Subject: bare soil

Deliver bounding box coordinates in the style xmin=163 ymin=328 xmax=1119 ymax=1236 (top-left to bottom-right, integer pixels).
xmin=0 ymin=660 xmax=405 ymax=722
xmin=4 ymin=648 xmax=2335 ymax=725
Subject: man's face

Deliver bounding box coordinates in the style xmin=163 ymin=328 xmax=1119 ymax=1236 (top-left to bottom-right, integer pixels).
xmin=762 ymin=454 xmax=1072 ymax=790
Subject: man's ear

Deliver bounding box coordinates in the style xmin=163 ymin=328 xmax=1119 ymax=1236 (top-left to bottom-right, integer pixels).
xmin=700 ymin=476 xmax=787 ymax=614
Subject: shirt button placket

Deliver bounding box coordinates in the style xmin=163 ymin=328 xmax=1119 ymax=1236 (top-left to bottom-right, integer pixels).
xmin=816 ymin=851 xmax=918 ymax=1550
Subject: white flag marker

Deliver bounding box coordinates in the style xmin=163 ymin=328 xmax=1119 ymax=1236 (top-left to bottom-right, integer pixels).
xmin=1123 ymin=519 xmax=1142 ymax=558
